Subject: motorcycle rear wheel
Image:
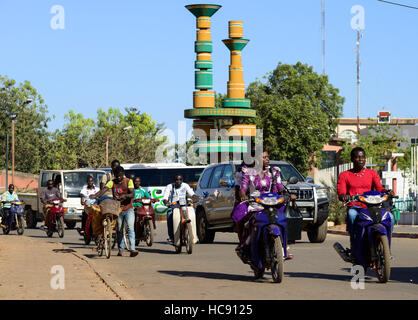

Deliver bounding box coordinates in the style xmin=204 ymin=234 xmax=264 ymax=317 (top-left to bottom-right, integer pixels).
xmin=2 ymin=226 xmax=10 ymax=235
xmin=145 ymin=219 xmax=153 ymax=247
xmin=17 ymin=216 xmax=25 ymax=235
xmin=57 ymin=217 xmax=65 ymax=238
xmin=185 ymin=222 xmax=193 ymax=254
xmin=375 ymin=234 xmax=391 ymax=283
xmin=271 ymin=236 xmax=284 ymax=283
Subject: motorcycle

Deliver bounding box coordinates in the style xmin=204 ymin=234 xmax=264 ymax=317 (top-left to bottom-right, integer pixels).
xmin=333 ymin=191 xmax=397 ymax=283
xmin=168 ymin=197 xmax=198 ymax=254
xmin=1 ymin=200 xmax=25 ymax=235
xmin=238 ymin=192 xmax=291 ymax=283
xmin=45 ymin=198 xmax=66 ymax=238
xmin=133 ymin=197 xmax=157 ymax=247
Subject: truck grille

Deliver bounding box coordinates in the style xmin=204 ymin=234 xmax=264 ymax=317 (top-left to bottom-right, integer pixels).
xmin=291 ymin=189 xmax=313 ymax=200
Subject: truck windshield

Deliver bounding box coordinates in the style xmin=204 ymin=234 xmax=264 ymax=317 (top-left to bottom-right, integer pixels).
xmin=235 ymin=163 xmax=305 ymax=182
xmin=63 ymin=172 xmax=104 ymax=198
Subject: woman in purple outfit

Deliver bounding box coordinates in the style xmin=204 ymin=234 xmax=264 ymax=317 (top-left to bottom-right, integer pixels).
xmin=232 ymin=147 xmax=295 ymax=259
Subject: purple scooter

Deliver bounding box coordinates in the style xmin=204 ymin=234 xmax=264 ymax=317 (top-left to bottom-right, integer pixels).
xmin=239 ymin=192 xmax=292 ymax=283
xmin=334 ymin=191 xmax=396 ymax=283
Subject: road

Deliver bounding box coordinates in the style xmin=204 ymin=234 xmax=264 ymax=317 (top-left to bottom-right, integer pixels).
xmin=23 ymin=222 xmax=418 ymax=300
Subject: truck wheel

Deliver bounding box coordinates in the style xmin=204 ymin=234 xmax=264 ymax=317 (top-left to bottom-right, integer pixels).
xmin=25 ymin=208 xmax=37 ymax=229
xmin=196 ymin=212 xmax=215 ymax=244
xmin=65 ymin=221 xmax=77 ymax=229
xmin=307 ymin=219 xmax=328 ymax=243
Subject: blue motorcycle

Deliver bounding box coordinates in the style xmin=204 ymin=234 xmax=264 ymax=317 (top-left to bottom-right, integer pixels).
xmin=334 ymin=191 xmax=395 ymax=283
xmin=240 ymin=192 xmax=291 ymax=283
xmin=1 ymin=200 xmax=25 ymax=235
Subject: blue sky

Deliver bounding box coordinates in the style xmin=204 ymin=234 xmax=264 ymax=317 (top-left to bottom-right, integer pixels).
xmin=0 ymin=0 xmax=417 ymax=140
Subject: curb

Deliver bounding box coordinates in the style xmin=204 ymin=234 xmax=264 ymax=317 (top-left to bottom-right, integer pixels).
xmin=54 ymin=241 xmax=136 ymax=300
xmin=328 ymin=229 xmax=418 ymax=239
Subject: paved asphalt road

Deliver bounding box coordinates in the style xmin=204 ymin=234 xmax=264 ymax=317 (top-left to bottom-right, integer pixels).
xmin=24 ymin=222 xmax=418 ymax=300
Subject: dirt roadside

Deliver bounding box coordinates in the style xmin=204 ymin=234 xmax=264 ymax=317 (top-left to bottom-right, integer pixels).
xmin=0 ymin=235 xmax=118 ymax=300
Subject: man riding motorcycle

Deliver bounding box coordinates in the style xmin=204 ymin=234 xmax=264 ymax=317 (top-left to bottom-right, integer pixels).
xmin=1 ymin=184 xmax=19 ymax=228
xmin=337 ymin=147 xmax=395 ymax=259
xmin=163 ymin=174 xmax=198 ymax=243
xmin=40 ymin=180 xmax=62 ymax=230
xmin=80 ymin=175 xmax=101 ymax=234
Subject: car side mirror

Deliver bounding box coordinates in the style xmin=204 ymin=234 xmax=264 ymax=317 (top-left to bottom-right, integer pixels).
xmin=288 ymin=176 xmax=299 ymax=185
xmin=306 ymin=177 xmax=314 ymax=184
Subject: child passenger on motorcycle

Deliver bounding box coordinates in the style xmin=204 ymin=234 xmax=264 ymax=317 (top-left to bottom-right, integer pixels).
xmin=337 ymin=147 xmax=395 ymax=257
xmin=133 ymin=177 xmax=152 ymax=208
xmin=231 ymin=147 xmax=295 ymax=259
xmin=1 ymin=184 xmax=19 ymax=227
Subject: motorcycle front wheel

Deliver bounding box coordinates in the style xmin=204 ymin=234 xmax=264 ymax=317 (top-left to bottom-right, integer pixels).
xmin=17 ymin=215 xmax=25 ymax=235
xmin=145 ymin=219 xmax=153 ymax=247
xmin=271 ymin=236 xmax=284 ymax=283
xmin=375 ymin=234 xmax=391 ymax=283
xmin=2 ymin=226 xmax=10 ymax=235
xmin=185 ymin=222 xmax=193 ymax=254
xmin=57 ymin=217 xmax=65 ymax=238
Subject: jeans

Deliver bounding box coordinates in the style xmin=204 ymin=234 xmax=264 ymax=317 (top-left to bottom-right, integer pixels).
xmin=167 ymin=208 xmax=174 ymax=241
xmin=117 ymin=208 xmax=136 ymax=251
xmin=347 ymin=206 xmax=395 ymax=244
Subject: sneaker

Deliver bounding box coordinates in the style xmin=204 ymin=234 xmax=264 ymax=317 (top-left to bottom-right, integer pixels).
xmin=130 ymin=250 xmax=139 ymax=257
xmin=117 ymin=250 xmax=123 ymax=256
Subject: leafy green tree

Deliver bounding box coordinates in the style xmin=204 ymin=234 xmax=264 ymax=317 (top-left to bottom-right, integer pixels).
xmin=0 ymin=75 xmax=51 ymax=174
xmin=340 ymin=122 xmax=407 ymax=168
xmin=245 ymin=62 xmax=344 ymax=174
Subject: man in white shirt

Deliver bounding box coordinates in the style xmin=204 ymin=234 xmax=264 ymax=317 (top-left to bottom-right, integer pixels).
xmin=80 ymin=176 xmax=100 ymax=234
xmin=163 ymin=174 xmax=198 ymax=243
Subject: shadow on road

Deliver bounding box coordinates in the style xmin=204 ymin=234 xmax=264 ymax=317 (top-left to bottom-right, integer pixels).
xmin=341 ymin=267 xmax=418 ymax=284
xmin=138 ymin=248 xmax=177 ymax=255
xmin=285 ymin=272 xmax=352 ymax=282
xmin=52 ymin=248 xmax=76 ymax=253
xmin=158 ymin=270 xmax=254 ymax=282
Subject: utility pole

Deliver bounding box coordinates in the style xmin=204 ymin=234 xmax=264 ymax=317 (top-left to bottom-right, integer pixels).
xmin=11 ymin=119 xmax=15 ymax=184
xmin=105 ymin=136 xmax=109 ymax=167
xmin=322 ymin=0 xmax=325 ymax=75
xmin=5 ymin=134 xmax=9 ymax=191
xmin=356 ymin=30 xmax=362 ymax=134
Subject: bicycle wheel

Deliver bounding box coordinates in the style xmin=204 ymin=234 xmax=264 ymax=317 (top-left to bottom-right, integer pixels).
xmin=104 ymin=217 xmax=112 ymax=259
xmin=98 ymin=235 xmax=104 ymax=257
xmin=185 ymin=222 xmax=193 ymax=254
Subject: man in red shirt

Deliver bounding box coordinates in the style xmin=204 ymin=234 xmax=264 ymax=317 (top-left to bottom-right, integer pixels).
xmin=337 ymin=147 xmax=395 ymax=253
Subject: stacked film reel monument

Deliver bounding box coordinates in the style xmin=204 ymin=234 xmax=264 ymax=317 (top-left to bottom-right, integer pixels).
xmin=184 ymin=4 xmax=256 ymax=156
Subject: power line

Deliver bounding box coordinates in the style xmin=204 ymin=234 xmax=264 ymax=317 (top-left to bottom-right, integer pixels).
xmin=377 ymin=0 xmax=418 ymax=10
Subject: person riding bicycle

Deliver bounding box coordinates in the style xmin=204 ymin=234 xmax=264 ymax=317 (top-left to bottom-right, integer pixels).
xmin=91 ymin=166 xmax=138 ymax=257
xmin=40 ymin=180 xmax=62 ymax=230
xmin=162 ymin=174 xmax=198 ymax=244
xmin=1 ymin=184 xmax=19 ymax=228
xmin=337 ymin=146 xmax=395 ymax=258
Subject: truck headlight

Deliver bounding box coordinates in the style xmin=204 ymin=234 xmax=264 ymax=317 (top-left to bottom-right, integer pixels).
xmin=316 ymin=189 xmax=328 ymax=199
xmin=67 ymin=207 xmax=77 ymax=214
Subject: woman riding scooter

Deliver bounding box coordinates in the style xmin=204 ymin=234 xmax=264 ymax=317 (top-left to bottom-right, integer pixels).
xmin=231 ymin=147 xmax=296 ymax=260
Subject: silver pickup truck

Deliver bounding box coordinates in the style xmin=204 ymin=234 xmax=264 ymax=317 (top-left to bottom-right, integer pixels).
xmin=193 ymin=160 xmax=330 ymax=244
xmin=18 ymin=169 xmax=106 ymax=229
